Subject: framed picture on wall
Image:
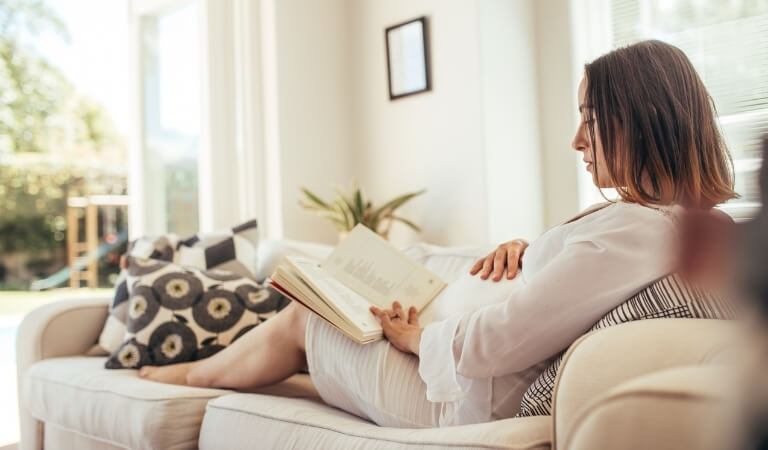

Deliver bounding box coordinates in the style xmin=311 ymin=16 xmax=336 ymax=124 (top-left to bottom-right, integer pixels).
xmin=385 ymin=17 xmax=431 ymax=100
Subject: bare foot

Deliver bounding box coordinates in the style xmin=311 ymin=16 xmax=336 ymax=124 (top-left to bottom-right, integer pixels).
xmin=138 ymin=362 xmax=198 ymax=385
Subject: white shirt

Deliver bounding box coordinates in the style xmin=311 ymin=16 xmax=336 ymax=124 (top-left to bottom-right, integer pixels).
xmin=418 ymin=201 xmax=679 ymax=426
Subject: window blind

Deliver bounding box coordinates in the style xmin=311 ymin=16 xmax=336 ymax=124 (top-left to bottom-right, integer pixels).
xmin=609 ymin=0 xmax=768 ymax=218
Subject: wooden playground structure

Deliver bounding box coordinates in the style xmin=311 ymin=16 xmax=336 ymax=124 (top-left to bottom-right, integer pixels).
xmin=66 ymin=195 xmax=129 ymax=288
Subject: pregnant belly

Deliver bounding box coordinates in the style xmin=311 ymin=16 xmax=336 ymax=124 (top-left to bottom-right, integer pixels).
xmin=422 ymin=271 xmax=524 ymax=323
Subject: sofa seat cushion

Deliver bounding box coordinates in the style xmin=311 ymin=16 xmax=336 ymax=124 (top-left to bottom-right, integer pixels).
xmin=199 ymin=393 xmax=551 ymax=450
xmin=24 ymin=357 xmax=318 ymax=450
xmin=24 ymin=357 xmax=229 ymax=449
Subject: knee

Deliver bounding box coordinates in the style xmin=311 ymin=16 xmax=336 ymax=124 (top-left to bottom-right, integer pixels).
xmin=284 ymin=302 xmax=309 ymax=349
xmin=285 ymin=301 xmax=308 ymax=323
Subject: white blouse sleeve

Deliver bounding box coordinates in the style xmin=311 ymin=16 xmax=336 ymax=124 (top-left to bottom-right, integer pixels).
xmin=418 ymin=207 xmax=676 ymax=403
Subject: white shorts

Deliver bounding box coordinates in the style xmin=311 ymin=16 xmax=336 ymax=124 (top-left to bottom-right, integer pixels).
xmin=305 ymin=312 xmax=442 ymax=428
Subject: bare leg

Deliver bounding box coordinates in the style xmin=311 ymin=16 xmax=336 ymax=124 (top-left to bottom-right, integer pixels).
xmin=139 ymin=302 xmax=310 ymax=390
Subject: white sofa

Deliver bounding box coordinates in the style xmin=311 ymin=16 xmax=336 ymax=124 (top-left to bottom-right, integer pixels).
xmin=16 ymin=240 xmax=740 ymax=449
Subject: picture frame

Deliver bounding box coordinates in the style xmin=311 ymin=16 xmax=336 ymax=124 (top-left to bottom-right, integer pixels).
xmin=385 ymin=17 xmax=431 ymax=100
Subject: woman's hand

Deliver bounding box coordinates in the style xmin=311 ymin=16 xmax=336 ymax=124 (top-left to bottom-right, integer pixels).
xmin=469 ymin=239 xmax=529 ymax=281
xmin=370 ymin=301 xmax=423 ymax=356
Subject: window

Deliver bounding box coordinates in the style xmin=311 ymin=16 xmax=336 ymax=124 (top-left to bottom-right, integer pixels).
xmin=573 ymin=0 xmax=767 ymax=219
xmin=129 ymin=0 xmax=249 ymax=238
xmin=140 ymin=3 xmax=201 ymax=237
xmin=0 ymin=1 xmax=130 ymax=445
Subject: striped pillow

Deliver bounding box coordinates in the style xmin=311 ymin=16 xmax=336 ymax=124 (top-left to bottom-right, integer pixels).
xmin=516 ymin=273 xmax=735 ymax=417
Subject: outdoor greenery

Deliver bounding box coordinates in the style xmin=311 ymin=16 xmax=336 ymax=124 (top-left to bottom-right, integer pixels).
xmin=0 ymin=163 xmax=126 ymax=253
xmin=299 ymin=184 xmax=426 ymax=239
xmin=0 ymin=0 xmax=127 ymax=288
xmin=0 ymin=0 xmax=121 ymax=155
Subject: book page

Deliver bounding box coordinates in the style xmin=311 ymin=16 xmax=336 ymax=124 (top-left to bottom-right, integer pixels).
xmin=321 ymin=224 xmax=446 ymax=310
xmin=270 ymin=276 xmax=381 ymax=344
xmin=284 ymin=257 xmax=382 ymax=335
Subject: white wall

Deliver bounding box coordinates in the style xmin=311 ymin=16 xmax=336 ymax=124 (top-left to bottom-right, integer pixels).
xmin=257 ymin=0 xmax=580 ymax=245
xmin=478 ymin=0 xmax=544 ymax=243
xmin=533 ymin=0 xmax=582 ymax=227
xmin=348 ymin=0 xmax=486 ymax=246
xmin=266 ymin=0 xmax=355 ymax=243
xmin=347 ymin=0 xmax=544 ymax=247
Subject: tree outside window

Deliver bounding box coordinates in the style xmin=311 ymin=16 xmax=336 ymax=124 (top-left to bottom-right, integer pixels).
xmin=0 ymin=0 xmax=128 ymax=290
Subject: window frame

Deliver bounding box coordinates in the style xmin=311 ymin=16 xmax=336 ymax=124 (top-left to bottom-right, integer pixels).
xmin=127 ymin=0 xmax=266 ymax=239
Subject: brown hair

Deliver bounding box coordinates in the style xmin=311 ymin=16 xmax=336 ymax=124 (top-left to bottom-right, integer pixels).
xmin=584 ymin=39 xmax=737 ymax=209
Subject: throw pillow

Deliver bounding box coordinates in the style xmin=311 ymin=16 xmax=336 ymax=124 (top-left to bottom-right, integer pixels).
xmin=97 ymin=234 xmax=179 ymax=352
xmin=516 ymin=273 xmax=736 ymax=417
xmin=106 ymin=256 xmax=290 ymax=369
xmin=97 ymin=219 xmax=261 ymax=353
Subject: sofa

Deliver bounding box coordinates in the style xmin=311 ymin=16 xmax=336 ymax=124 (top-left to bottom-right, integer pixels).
xmin=16 ymin=239 xmax=741 ymax=449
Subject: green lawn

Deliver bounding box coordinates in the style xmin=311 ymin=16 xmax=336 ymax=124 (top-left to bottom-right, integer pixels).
xmin=0 ymin=289 xmax=112 ymax=316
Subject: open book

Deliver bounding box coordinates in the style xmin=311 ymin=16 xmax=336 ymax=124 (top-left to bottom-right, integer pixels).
xmin=269 ymin=224 xmax=447 ymax=344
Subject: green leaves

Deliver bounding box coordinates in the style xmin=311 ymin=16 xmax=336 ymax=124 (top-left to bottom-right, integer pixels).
xmin=299 ymin=187 xmax=331 ymax=209
xmin=0 ymin=1 xmax=119 ymax=155
xmin=298 ymin=185 xmax=425 ymax=237
xmin=369 ymin=190 xmax=426 ymax=230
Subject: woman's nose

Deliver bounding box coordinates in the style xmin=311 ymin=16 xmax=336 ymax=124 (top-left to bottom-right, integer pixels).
xmin=572 ymin=123 xmax=588 ymax=152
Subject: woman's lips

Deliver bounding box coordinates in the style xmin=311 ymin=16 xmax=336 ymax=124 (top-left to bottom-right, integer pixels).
xmin=586 ymin=162 xmax=593 ymax=171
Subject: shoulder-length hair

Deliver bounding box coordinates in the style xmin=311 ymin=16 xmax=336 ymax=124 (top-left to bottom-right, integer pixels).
xmin=584 ymin=39 xmax=737 ymax=209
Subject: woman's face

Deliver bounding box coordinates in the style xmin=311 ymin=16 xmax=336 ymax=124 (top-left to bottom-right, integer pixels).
xmin=572 ymin=77 xmax=614 ymax=188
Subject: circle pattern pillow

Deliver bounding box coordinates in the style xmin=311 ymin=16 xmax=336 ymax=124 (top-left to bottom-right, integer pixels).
xmin=98 ymin=219 xmax=261 ymax=354
xmin=105 ymin=256 xmax=289 ymax=369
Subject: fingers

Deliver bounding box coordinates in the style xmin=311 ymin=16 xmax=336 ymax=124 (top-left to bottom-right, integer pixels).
xmin=392 ymin=301 xmax=404 ymax=318
xmin=506 ymin=247 xmax=520 ymax=279
xmin=472 ymin=240 xmax=530 ymax=281
xmin=407 ymin=306 xmax=419 ymax=325
xmin=491 ymin=248 xmax=506 ymax=281
xmin=479 ymin=253 xmax=494 ymax=279
xmin=369 ymin=306 xmax=391 ymax=326
xmin=371 ymin=302 xmax=416 ymax=325
xmin=469 ymin=257 xmax=484 ymax=275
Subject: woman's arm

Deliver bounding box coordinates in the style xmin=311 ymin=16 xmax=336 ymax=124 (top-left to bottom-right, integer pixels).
xmin=419 ymin=207 xmax=676 ymax=402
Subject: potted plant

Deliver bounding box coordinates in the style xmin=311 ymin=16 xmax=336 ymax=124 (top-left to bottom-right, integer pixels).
xmin=299 ymin=184 xmax=425 ymax=240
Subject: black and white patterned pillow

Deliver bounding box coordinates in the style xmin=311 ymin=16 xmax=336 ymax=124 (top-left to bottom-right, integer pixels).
xmin=516 ymin=273 xmax=736 ymax=417
xmin=106 ymin=256 xmax=290 ymax=369
xmin=97 ymin=219 xmax=260 ymax=353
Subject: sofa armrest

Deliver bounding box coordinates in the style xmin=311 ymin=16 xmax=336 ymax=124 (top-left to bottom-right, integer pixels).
xmin=562 ymin=365 xmax=737 ymax=450
xmin=552 ymin=319 xmax=737 ymax=448
xmin=16 ymin=296 xmax=110 ymax=368
xmin=16 ymin=296 xmax=109 ymax=450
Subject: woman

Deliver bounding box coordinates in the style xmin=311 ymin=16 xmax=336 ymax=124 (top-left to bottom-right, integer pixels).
xmin=139 ymin=40 xmax=737 ymax=427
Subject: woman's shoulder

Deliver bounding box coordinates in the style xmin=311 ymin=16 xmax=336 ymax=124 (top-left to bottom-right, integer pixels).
xmin=570 ymin=200 xmax=679 ymax=239
xmin=611 ymin=200 xmax=680 ymax=217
